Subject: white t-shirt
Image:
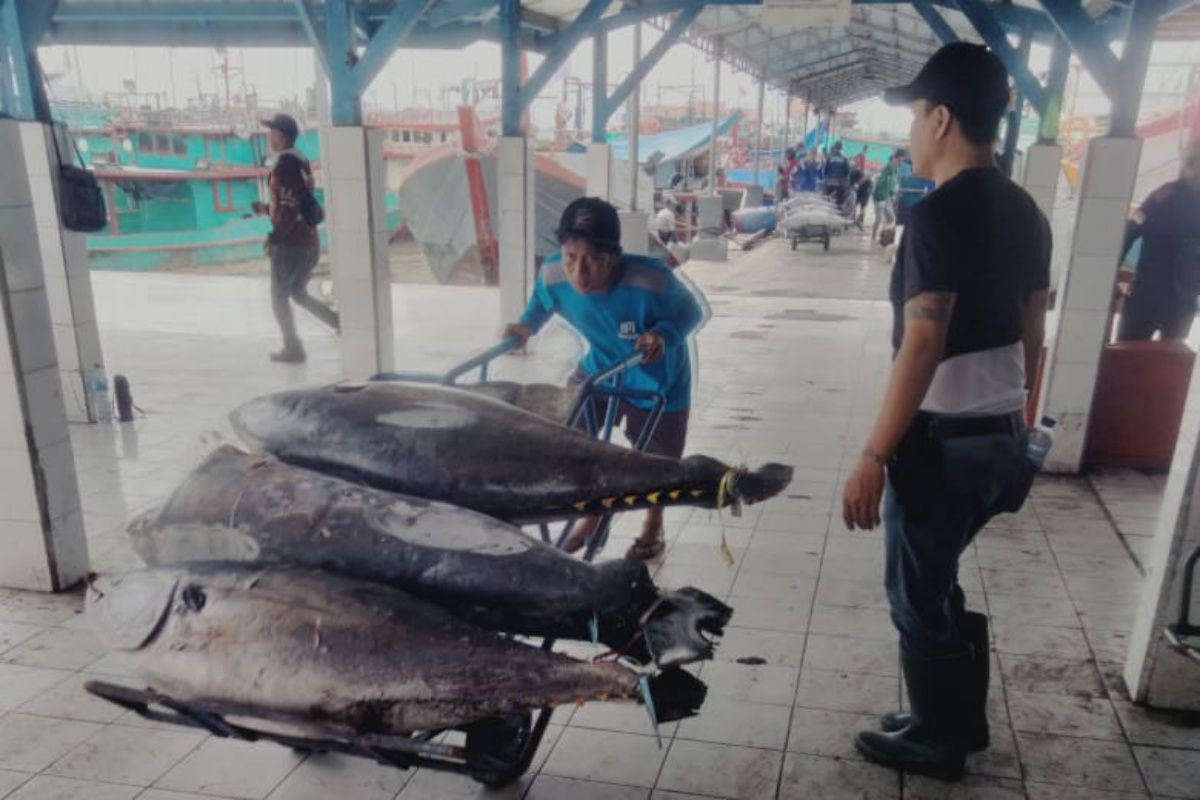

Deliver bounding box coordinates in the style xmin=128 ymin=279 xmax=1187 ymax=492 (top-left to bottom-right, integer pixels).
xmin=655 ymin=207 xmax=675 ymax=234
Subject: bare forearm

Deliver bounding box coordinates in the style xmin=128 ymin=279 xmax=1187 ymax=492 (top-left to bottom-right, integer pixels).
xmin=864 ymin=342 xmax=943 ymax=461
xmin=1021 ymin=290 xmax=1049 ymax=393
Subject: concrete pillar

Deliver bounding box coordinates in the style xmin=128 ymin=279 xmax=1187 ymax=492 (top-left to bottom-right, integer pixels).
xmin=587 ymin=142 xmax=613 ymax=200
xmin=19 ymin=122 xmax=108 ymax=424
xmin=619 ymin=210 xmax=649 ymax=256
xmin=689 ymin=195 xmax=728 ymax=261
xmin=1126 ymin=361 xmax=1200 ymax=711
xmin=325 ymin=127 xmax=394 ymax=378
xmin=1021 ymin=143 xmax=1065 ymax=291
xmin=498 ymin=136 xmax=536 ymax=324
xmin=1038 ymin=137 xmax=1141 ymax=472
xmin=0 ymin=119 xmax=88 ymax=591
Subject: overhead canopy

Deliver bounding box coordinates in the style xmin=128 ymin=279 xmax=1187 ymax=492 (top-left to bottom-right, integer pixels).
xmin=610 ymin=113 xmax=743 ymax=162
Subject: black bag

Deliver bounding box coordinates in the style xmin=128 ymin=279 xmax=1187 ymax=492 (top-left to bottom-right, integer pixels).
xmin=281 ymin=152 xmax=324 ymax=227
xmin=51 ymin=126 xmax=107 ymax=233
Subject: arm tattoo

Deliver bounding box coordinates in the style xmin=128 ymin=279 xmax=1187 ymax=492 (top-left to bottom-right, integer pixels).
xmin=904 ymin=293 xmax=954 ymax=323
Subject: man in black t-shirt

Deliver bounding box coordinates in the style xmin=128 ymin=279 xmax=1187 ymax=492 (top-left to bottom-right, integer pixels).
xmin=1117 ymin=139 xmax=1200 ymax=341
xmin=841 ymin=44 xmax=1050 ymax=782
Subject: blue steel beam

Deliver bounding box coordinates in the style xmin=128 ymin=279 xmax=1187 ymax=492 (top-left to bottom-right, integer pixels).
xmin=591 ymin=29 xmax=606 ymax=142
xmin=2 ymin=0 xmax=53 ymax=121
xmin=912 ymin=0 xmax=959 ymax=43
xmin=425 ymin=0 xmax=497 ymax=27
xmin=1037 ymin=0 xmax=1121 ymax=96
xmin=500 ymin=0 xmax=521 ymax=136
xmin=290 ymin=0 xmax=328 ymax=72
xmin=1109 ymin=0 xmax=1162 ymax=136
xmin=954 ymin=0 xmax=1048 ymax=114
xmin=1037 ymin=33 xmax=1070 ymax=141
xmin=603 ymin=7 xmax=701 ymax=118
xmin=351 ymin=0 xmax=431 ymax=92
xmin=518 ymin=0 xmax=612 ymax=116
xmin=325 ymin=0 xmax=360 ymax=125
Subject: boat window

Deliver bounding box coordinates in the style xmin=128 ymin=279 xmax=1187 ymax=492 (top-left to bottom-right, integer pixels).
xmin=155 ymin=134 xmax=170 ymax=153
xmin=422 ymin=131 xmax=432 ymax=144
xmin=172 ymin=136 xmax=186 ymax=155
xmin=137 ymin=132 xmax=152 ymax=151
xmin=440 ymin=131 xmax=447 ymax=143
xmin=402 ymin=130 xmax=411 ymax=142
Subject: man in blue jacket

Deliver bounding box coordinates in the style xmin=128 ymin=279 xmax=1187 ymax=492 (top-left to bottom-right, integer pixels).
xmin=504 ymin=197 xmax=707 ymax=560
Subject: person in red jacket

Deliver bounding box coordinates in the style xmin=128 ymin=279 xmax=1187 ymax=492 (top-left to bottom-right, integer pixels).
xmin=253 ymin=113 xmax=338 ymax=363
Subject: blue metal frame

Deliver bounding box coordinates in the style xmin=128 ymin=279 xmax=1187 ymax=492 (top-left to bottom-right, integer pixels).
xmin=518 ymin=0 xmax=611 ymax=122
xmin=1038 ymin=35 xmax=1071 ymax=143
xmin=591 ymin=29 xmax=607 ymax=143
xmin=1000 ymin=22 xmax=1032 ymax=176
xmin=1 ymin=0 xmax=55 ymax=121
xmin=954 ymin=0 xmax=1049 ymax=115
xmin=605 ymin=7 xmax=702 ymax=115
xmin=1109 ymin=0 xmax=1163 ymax=137
xmin=1038 ymin=0 xmax=1121 ymax=98
xmin=911 ymin=0 xmax=959 ymax=44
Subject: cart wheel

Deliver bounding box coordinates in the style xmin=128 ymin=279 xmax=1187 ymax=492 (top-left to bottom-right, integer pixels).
xmin=823 ymin=232 xmax=831 ymax=251
xmin=466 ymin=712 xmax=533 ymax=787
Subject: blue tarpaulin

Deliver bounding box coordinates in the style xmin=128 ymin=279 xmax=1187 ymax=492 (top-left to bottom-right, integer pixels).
xmin=567 ymin=114 xmax=743 ymax=163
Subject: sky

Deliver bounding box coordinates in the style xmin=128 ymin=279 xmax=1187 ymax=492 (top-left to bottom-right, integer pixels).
xmin=38 ymin=28 xmax=1200 ymax=144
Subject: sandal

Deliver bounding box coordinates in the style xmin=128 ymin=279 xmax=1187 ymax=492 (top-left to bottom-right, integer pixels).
xmin=626 ymin=530 xmax=666 ymax=561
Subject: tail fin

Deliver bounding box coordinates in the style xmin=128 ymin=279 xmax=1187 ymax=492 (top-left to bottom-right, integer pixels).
xmin=736 ymin=462 xmax=794 ymax=504
xmin=642 ymin=587 xmax=733 ymax=668
xmin=644 ymin=668 xmax=707 ymax=723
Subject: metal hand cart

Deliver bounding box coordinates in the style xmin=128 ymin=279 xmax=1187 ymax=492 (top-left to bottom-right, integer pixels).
xmin=1164 ymin=544 xmax=1200 ymax=664
xmin=88 ymin=338 xmax=670 ymax=789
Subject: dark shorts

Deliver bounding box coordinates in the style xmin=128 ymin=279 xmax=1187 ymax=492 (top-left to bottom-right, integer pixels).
xmin=1118 ymin=291 xmax=1197 ymax=341
xmin=568 ymin=368 xmax=689 ymax=458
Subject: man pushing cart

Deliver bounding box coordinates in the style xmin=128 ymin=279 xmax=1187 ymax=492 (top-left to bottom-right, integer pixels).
xmin=504 ymin=197 xmax=708 ymax=560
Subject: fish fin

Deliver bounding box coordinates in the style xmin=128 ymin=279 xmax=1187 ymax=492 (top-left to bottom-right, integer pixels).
xmin=573 ymin=501 xmax=588 ymax=512
xmin=623 ymin=495 xmax=637 ymax=506
xmin=646 ymin=492 xmax=661 ymax=505
xmin=601 ymin=497 xmax=616 ymax=510
xmin=643 ymin=668 xmax=707 ymax=724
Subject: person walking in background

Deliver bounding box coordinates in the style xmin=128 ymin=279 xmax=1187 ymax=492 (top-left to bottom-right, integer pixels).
xmin=855 ymin=171 xmax=874 ymax=230
xmin=253 ymin=113 xmax=338 ymax=364
xmin=872 ymin=150 xmax=901 ymax=242
xmin=853 ymin=145 xmax=869 ymax=173
xmin=1116 ymin=139 xmax=1200 ymax=341
xmin=794 ymin=149 xmax=823 ymax=193
xmin=842 ymin=42 xmax=1050 ymax=782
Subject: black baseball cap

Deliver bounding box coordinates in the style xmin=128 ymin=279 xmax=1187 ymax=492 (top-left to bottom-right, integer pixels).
xmin=556 ymin=197 xmax=622 ymax=253
xmin=883 ymin=43 xmax=1010 ymax=132
xmin=261 ymin=113 xmax=299 ymax=142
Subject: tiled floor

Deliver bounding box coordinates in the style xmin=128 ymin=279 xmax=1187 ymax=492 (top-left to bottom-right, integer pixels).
xmin=2 ymin=232 xmax=1199 ymax=799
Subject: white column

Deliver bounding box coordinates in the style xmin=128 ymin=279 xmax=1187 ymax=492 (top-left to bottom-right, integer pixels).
xmin=325 ymin=127 xmax=394 ymax=378
xmin=0 ymin=119 xmax=88 ymax=591
xmin=1038 ymin=137 xmax=1141 ymax=473
xmin=627 ymin=23 xmax=641 ymax=213
xmin=587 ymin=142 xmax=613 ymax=200
xmin=1125 ymin=356 xmax=1200 ymax=710
xmin=689 ymin=194 xmax=728 ymax=261
xmin=1021 ymin=143 xmax=1065 ymax=292
xmin=20 ymin=122 xmax=108 ymax=423
xmin=618 ymin=210 xmax=649 ymax=256
xmin=498 ymin=136 xmax=536 ymax=324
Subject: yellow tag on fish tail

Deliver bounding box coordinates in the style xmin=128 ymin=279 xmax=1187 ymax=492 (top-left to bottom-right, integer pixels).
xmin=624 ymin=495 xmax=638 ymax=506
xmin=601 ymin=497 xmax=616 ymax=510
xmin=646 ymin=491 xmax=661 ymax=505
xmin=573 ymin=501 xmax=588 ymax=512
xmin=668 ymin=490 xmax=682 ymax=501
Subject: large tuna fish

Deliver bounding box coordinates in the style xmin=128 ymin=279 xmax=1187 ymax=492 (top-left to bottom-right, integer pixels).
xmin=131 ymin=446 xmax=731 ymax=667
xmin=230 ymin=382 xmax=793 ymax=523
xmin=461 ymin=381 xmax=578 ymax=424
xmin=87 ymin=565 xmax=707 ymax=737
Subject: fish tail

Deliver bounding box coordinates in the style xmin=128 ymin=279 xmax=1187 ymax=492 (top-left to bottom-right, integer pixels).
xmin=642 ymin=668 xmax=707 ymax=723
xmin=734 ymin=462 xmax=794 ymax=504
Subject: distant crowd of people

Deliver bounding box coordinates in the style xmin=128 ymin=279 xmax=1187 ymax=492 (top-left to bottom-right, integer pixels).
xmin=777 ymin=142 xmax=934 ymax=244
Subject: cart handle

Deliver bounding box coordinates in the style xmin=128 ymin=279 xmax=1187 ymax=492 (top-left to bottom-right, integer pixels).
xmin=441 ymin=336 xmax=523 ymax=384
xmin=371 ymin=337 xmax=522 ymax=385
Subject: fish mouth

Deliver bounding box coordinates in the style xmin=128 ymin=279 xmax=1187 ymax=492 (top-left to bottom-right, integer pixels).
xmin=735 ymin=462 xmax=795 ymax=504
xmin=642 ymin=587 xmax=734 ymax=668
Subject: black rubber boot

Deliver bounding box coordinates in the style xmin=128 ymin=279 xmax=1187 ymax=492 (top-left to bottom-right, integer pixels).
xmin=878 ymin=611 xmax=990 ymax=751
xmin=855 ymin=648 xmax=973 ymax=781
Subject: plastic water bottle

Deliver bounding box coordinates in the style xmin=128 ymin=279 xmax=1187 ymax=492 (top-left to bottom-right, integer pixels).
xmin=85 ymin=366 xmax=113 ymax=423
xmin=1026 ymin=416 xmax=1056 ymax=469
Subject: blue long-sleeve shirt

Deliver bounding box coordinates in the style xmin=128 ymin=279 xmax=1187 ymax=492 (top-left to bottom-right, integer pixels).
xmin=519 ymin=253 xmax=707 ymax=411
xmin=793 ymin=160 xmax=824 ymax=193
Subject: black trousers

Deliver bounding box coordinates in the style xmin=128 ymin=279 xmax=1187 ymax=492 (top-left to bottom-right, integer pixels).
xmin=270 ymin=243 xmax=338 ymax=348
xmin=1117 ymin=291 xmax=1197 ymax=341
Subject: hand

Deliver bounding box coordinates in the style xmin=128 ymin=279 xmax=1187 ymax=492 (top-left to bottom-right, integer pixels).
xmin=842 ymin=454 xmax=887 ymax=531
xmin=635 ymin=331 xmax=665 ymax=362
xmin=502 ymin=323 xmax=532 ymax=347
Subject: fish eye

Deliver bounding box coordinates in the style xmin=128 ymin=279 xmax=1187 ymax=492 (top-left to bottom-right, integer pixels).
xmin=181 ymin=584 xmax=207 ymax=612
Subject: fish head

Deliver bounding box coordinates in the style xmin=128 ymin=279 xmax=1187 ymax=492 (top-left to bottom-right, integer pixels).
xmin=87 ymin=570 xmax=179 ymax=651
